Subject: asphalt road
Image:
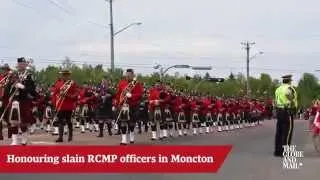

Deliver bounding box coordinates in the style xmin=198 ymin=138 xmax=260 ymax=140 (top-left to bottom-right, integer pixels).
xmin=0 ymin=119 xmax=318 ymax=180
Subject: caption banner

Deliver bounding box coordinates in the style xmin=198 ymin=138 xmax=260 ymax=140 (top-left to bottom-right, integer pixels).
xmin=0 ymin=146 xmax=232 ymax=173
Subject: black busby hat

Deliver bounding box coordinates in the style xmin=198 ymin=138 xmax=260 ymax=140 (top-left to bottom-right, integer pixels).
xmin=17 ymin=57 xmax=26 ymax=63
xmin=126 ymin=69 xmax=134 ymax=73
xmin=0 ymin=63 xmax=10 ymax=70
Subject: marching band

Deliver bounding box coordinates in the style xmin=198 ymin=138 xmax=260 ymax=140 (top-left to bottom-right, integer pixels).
xmin=0 ymin=60 xmax=271 ymax=146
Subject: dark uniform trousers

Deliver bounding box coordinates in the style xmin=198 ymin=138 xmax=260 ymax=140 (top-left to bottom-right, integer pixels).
xmin=274 ymin=108 xmax=294 ymax=155
xmin=57 ymin=110 xmax=73 ymax=140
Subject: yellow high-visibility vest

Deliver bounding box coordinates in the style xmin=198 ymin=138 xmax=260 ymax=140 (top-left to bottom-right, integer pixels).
xmin=275 ymin=84 xmax=298 ymax=108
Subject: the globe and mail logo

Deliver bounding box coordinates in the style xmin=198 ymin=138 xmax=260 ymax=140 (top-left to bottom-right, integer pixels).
xmin=282 ymin=145 xmax=304 ymax=170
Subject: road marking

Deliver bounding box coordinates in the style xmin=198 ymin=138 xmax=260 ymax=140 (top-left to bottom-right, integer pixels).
xmin=30 ymin=141 xmax=57 ymax=145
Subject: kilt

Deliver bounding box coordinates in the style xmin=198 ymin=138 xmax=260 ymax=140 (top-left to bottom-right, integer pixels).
xmin=95 ymin=106 xmax=113 ymax=119
xmin=20 ymin=100 xmax=35 ymax=124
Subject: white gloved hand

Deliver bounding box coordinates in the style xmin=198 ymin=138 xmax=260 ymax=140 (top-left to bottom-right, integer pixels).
xmin=126 ymin=92 xmax=132 ymax=98
xmin=112 ymin=106 xmax=116 ymax=112
xmin=15 ymin=83 xmax=25 ymax=89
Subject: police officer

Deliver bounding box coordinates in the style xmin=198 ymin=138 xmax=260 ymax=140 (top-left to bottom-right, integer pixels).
xmin=274 ymin=75 xmax=298 ymax=157
xmin=51 ymin=69 xmax=78 ymax=143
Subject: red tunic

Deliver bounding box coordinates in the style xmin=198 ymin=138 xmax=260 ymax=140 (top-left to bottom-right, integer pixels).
xmin=52 ymin=79 xmax=78 ymax=111
xmin=79 ymin=87 xmax=96 ymax=109
xmin=312 ymin=107 xmax=320 ymax=134
xmin=172 ymin=96 xmax=184 ymax=113
xmin=190 ymin=100 xmax=199 ymax=113
xmin=311 ymin=105 xmax=318 ymax=116
xmin=115 ymin=79 xmax=143 ymax=107
xmin=201 ymin=98 xmax=211 ymax=116
xmin=148 ymin=87 xmax=162 ymax=111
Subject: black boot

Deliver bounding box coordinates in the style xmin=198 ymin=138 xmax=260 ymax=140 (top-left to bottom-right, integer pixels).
xmin=138 ymin=122 xmax=142 ymax=134
xmin=55 ymin=125 xmax=63 ymax=143
xmin=144 ymin=122 xmax=149 ymax=133
xmin=68 ymin=123 xmax=73 ymax=142
xmin=0 ymin=123 xmax=3 ymax=140
xmin=115 ymin=127 xmax=121 ymax=135
xmin=7 ymin=123 xmax=12 ymax=139
xmin=107 ymin=123 xmax=112 ymax=136
xmin=97 ymin=123 xmax=103 ymax=137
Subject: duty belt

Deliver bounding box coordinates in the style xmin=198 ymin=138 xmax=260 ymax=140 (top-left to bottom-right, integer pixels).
xmin=276 ymin=105 xmax=290 ymax=109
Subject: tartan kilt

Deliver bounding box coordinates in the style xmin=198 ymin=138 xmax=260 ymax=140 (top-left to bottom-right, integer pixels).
xmin=95 ymin=106 xmax=113 ymax=119
xmin=20 ymin=100 xmax=35 ymax=124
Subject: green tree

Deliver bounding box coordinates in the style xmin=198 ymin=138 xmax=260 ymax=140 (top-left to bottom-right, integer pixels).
xmin=297 ymin=73 xmax=320 ymax=107
xmin=204 ymin=72 xmax=210 ymax=79
xmin=229 ymin=72 xmax=235 ymax=80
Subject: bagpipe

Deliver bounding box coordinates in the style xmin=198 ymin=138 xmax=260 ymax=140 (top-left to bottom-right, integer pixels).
xmin=0 ymin=70 xmax=13 ymax=108
xmin=0 ymin=60 xmax=34 ymax=124
xmin=114 ymin=77 xmax=137 ymax=127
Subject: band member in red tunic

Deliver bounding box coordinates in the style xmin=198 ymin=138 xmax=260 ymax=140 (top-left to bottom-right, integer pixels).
xmin=79 ymin=82 xmax=96 ymax=133
xmin=52 ymin=69 xmax=78 ymax=143
xmin=6 ymin=58 xmax=37 ymax=145
xmin=173 ymin=93 xmax=188 ymax=136
xmin=148 ymin=80 xmax=167 ymax=140
xmin=190 ymin=96 xmax=201 ymax=134
xmin=201 ymin=95 xmax=212 ymax=133
xmin=114 ymin=69 xmax=143 ymax=145
xmin=0 ymin=64 xmax=12 ymax=140
xmin=216 ymin=98 xmax=225 ymax=132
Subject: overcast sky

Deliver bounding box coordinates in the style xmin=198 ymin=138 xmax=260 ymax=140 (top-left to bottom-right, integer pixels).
xmin=0 ymin=0 xmax=319 ymax=82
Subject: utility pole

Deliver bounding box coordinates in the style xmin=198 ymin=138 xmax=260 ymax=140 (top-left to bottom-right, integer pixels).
xmin=108 ymin=0 xmax=115 ymax=72
xmin=241 ymin=41 xmax=255 ymax=97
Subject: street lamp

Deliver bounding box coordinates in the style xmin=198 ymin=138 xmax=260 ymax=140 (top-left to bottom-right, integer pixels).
xmin=193 ymin=77 xmax=224 ymax=90
xmin=191 ymin=66 xmax=212 ymax=70
xmin=250 ymin=51 xmax=264 ymax=60
xmin=107 ymin=0 xmax=142 ymax=72
xmin=154 ymin=64 xmax=191 ymax=80
xmin=114 ymin=22 xmax=142 ymax=37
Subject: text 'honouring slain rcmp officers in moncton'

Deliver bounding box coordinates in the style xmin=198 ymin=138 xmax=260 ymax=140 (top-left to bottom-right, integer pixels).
xmin=5 ymin=154 xmax=215 ymax=165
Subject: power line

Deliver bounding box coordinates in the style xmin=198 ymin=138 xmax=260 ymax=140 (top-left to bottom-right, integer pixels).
xmin=0 ymin=56 xmax=314 ymax=72
xmin=46 ymin=0 xmax=72 ymax=15
xmin=11 ymin=0 xmax=106 ymax=34
xmin=11 ymin=0 xmax=66 ymax=23
xmin=45 ymin=0 xmax=107 ymax=29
